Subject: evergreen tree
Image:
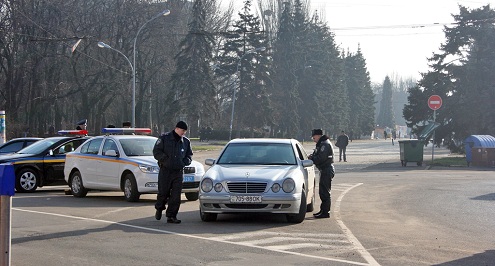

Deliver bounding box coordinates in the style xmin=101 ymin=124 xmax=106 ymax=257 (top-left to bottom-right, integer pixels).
xmin=304 ymin=14 xmax=349 ymax=138
xmin=215 ymin=0 xmax=272 ymax=137
xmin=271 ymin=1 xmax=300 ymax=138
xmin=168 ymin=0 xmax=217 ymax=134
xmin=344 ymin=48 xmax=375 ymax=138
xmin=377 ymin=76 xmax=395 ymax=128
xmin=404 ymin=5 xmax=495 ymax=146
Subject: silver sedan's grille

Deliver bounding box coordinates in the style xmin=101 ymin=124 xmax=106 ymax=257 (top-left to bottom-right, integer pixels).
xmin=227 ymin=182 xmax=267 ymax=193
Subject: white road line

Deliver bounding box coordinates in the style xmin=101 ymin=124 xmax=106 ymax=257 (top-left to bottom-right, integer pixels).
xmin=92 ymin=207 xmax=135 ymax=218
xmin=334 ymin=183 xmax=381 ymax=266
xmin=264 ymin=242 xmax=342 ymax=251
xmin=212 ymin=231 xmax=344 ymax=241
xmin=13 ymin=208 xmax=369 ymax=266
xmin=236 ymin=236 xmax=350 ymax=246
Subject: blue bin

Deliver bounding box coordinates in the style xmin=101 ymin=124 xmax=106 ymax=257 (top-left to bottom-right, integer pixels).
xmin=464 ymin=135 xmax=495 ymax=166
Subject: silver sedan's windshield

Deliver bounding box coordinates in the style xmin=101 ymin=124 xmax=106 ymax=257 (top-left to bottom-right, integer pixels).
xmin=217 ymin=143 xmax=296 ymax=165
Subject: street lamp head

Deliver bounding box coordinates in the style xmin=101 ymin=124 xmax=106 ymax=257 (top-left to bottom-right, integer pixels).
xmin=97 ymin=41 xmax=111 ymax=49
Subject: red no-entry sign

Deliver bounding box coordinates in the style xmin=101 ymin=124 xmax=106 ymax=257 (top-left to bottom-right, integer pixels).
xmin=428 ymin=95 xmax=442 ymax=110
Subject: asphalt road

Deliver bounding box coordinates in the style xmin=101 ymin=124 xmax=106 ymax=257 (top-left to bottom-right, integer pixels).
xmin=9 ymin=138 xmax=495 ymax=266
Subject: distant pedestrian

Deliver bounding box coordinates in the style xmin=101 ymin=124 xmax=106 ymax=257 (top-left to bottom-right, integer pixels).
xmin=335 ymin=130 xmax=349 ymax=162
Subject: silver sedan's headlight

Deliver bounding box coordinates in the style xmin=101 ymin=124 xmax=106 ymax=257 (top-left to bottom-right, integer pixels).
xmin=139 ymin=165 xmax=160 ymax=173
xmin=271 ymin=183 xmax=281 ymax=193
xmin=201 ymin=178 xmax=213 ymax=192
xmin=214 ymin=183 xmax=223 ymax=192
xmin=282 ymin=178 xmax=295 ymax=193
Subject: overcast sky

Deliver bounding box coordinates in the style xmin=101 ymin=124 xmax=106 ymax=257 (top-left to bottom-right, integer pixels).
xmin=311 ymin=0 xmax=495 ymax=83
xmin=226 ymin=0 xmax=495 ymax=83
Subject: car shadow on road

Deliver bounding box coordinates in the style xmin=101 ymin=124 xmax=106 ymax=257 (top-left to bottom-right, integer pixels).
xmin=432 ymin=249 xmax=495 ymax=266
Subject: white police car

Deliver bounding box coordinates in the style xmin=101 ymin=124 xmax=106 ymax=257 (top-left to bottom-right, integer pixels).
xmin=63 ymin=128 xmax=204 ymax=202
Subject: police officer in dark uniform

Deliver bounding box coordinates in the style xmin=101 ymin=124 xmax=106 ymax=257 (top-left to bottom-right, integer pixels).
xmin=308 ymin=129 xmax=335 ymax=219
xmin=76 ymin=119 xmax=87 ymax=130
xmin=153 ymin=121 xmax=193 ymax=224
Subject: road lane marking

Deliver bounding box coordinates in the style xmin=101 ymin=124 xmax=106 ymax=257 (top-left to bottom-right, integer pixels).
xmin=13 ymin=208 xmax=369 ymax=265
xmin=334 ymin=183 xmax=381 ymax=266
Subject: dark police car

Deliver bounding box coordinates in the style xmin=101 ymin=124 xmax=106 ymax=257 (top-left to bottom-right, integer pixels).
xmin=0 ymin=137 xmax=43 ymax=154
xmin=0 ymin=130 xmax=89 ymax=192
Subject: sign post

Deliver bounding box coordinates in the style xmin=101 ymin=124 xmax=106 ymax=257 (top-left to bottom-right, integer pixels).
xmin=0 ymin=163 xmax=14 ymax=266
xmin=0 ymin=111 xmax=5 ymax=145
xmin=428 ymin=95 xmax=443 ymax=162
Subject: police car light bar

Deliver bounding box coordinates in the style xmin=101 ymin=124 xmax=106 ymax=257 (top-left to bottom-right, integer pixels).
xmin=101 ymin=128 xmax=152 ymax=135
xmin=58 ymin=130 xmax=88 ymax=135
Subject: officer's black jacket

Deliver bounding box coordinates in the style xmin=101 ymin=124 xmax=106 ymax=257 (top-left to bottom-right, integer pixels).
xmin=153 ymin=130 xmax=193 ymax=170
xmin=311 ymin=135 xmax=334 ymax=170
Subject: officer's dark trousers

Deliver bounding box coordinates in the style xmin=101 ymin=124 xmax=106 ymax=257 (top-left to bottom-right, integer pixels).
xmin=155 ymin=168 xmax=183 ymax=218
xmin=319 ymin=166 xmax=335 ymax=215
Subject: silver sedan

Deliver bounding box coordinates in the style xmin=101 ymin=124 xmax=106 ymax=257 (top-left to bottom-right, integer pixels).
xmin=199 ymin=138 xmax=316 ymax=223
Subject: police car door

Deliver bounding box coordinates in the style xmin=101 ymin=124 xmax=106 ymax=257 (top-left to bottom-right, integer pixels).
xmin=97 ymin=138 xmax=121 ymax=189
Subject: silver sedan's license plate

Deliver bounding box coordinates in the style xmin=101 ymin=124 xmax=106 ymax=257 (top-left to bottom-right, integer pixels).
xmin=230 ymin=195 xmax=262 ymax=203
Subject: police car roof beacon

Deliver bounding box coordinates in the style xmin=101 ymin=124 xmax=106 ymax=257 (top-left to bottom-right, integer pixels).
xmin=101 ymin=127 xmax=152 ymax=135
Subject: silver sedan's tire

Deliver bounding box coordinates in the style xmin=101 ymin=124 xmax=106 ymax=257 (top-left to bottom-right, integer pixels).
xmin=200 ymin=206 xmax=217 ymax=222
xmin=70 ymin=171 xmax=88 ymax=197
xmin=286 ymin=190 xmax=307 ymax=223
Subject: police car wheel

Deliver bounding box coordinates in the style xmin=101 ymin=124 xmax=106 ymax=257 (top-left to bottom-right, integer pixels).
xmin=16 ymin=168 xmax=39 ymax=193
xmin=200 ymin=206 xmax=217 ymax=222
xmin=70 ymin=171 xmax=88 ymax=197
xmin=185 ymin=192 xmax=199 ymax=201
xmin=286 ymin=190 xmax=307 ymax=223
xmin=123 ymin=174 xmax=140 ymax=202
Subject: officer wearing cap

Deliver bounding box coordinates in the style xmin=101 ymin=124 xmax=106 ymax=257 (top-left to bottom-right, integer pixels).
xmin=308 ymin=129 xmax=335 ymax=218
xmin=76 ymin=119 xmax=87 ymax=130
xmin=153 ymin=121 xmax=193 ymax=224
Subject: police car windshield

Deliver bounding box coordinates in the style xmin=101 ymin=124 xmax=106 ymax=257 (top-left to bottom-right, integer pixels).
xmin=217 ymin=143 xmax=296 ymax=165
xmin=16 ymin=137 xmax=66 ymax=154
xmin=119 ymin=138 xmax=156 ymax=157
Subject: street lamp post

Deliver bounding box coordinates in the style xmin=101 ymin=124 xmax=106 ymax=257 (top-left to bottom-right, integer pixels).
xmin=229 ymin=47 xmax=266 ymax=140
xmin=99 ymin=9 xmax=170 ymax=128
xmin=97 ymin=41 xmax=134 ymax=105
xmin=132 ymin=9 xmax=170 ymax=127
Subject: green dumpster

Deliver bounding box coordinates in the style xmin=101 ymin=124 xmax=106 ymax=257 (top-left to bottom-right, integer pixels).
xmin=399 ymin=122 xmax=440 ymax=167
xmin=399 ymin=139 xmax=424 ymax=166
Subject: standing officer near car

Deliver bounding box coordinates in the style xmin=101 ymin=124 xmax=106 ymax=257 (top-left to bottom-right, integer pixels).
xmin=153 ymin=121 xmax=193 ymax=224
xmin=308 ymin=129 xmax=335 ymax=219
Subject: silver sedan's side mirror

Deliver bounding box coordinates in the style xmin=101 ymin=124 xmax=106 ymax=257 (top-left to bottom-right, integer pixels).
xmin=302 ymin=159 xmax=314 ymax=167
xmin=205 ymin=159 xmax=216 ymax=166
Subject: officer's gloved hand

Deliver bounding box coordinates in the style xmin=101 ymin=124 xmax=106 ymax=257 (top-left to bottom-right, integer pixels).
xmin=183 ymin=157 xmax=192 ymax=166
